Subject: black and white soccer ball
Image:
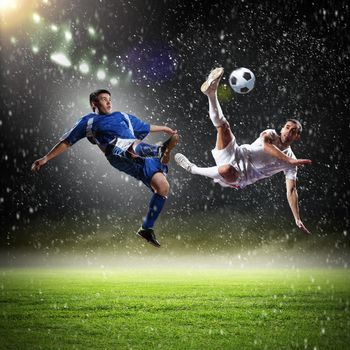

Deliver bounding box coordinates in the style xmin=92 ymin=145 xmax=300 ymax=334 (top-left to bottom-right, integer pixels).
xmin=229 ymin=67 xmax=255 ymax=94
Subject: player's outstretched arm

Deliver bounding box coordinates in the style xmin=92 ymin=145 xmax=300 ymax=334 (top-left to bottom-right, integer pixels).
xmin=262 ymin=135 xmax=312 ymax=166
xmin=31 ymin=140 xmax=70 ymax=172
xmin=150 ymin=125 xmax=177 ymax=136
xmin=286 ymin=179 xmax=311 ymax=235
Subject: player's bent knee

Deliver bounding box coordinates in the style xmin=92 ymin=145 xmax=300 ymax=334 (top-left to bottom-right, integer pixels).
xmin=216 ymin=120 xmax=230 ymax=131
xmin=151 ymin=173 xmax=169 ymax=197
xmin=156 ymin=183 xmax=169 ymax=197
xmin=219 ymin=164 xmax=239 ymax=182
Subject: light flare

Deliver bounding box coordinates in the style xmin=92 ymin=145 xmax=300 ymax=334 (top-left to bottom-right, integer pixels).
xmin=110 ymin=77 xmax=118 ymax=85
xmin=50 ymin=52 xmax=71 ymax=67
xmin=0 ymin=0 xmax=37 ymax=28
xmin=32 ymin=12 xmax=41 ymax=24
xmin=79 ymin=62 xmax=89 ymax=74
xmin=0 ymin=0 xmax=18 ymax=11
xmin=88 ymin=26 xmax=95 ymax=36
xmin=97 ymin=69 xmax=106 ymax=80
xmin=64 ymin=30 xmax=72 ymax=42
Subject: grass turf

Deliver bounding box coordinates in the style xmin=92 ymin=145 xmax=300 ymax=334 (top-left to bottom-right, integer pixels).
xmin=0 ymin=268 xmax=349 ymax=349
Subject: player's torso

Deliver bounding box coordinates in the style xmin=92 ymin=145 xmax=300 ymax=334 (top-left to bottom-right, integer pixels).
xmin=89 ymin=112 xmax=134 ymax=142
xmin=238 ymin=134 xmax=295 ymax=180
xmin=91 ymin=112 xmax=129 ymax=132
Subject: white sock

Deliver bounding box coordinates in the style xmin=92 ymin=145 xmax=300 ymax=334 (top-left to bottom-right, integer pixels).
xmin=208 ymin=94 xmax=227 ymax=127
xmin=192 ymin=165 xmax=223 ymax=180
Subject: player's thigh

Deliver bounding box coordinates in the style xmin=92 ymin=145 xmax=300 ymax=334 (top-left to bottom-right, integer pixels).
xmin=216 ymin=122 xmax=235 ymax=150
xmin=150 ymin=172 xmax=169 ymax=196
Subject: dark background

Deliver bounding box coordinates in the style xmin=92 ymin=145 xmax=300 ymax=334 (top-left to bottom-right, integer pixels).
xmin=1 ymin=0 xmax=349 ymax=250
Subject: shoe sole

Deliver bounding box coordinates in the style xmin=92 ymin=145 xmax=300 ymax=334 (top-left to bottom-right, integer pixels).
xmin=136 ymin=232 xmax=161 ymax=247
xmin=200 ymin=67 xmax=224 ymax=94
xmin=161 ymin=134 xmax=179 ymax=164
xmin=174 ymin=153 xmax=193 ymax=173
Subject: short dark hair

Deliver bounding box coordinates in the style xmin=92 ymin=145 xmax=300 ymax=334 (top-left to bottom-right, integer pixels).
xmin=89 ymin=89 xmax=111 ymax=105
xmin=285 ymin=119 xmax=302 ymax=134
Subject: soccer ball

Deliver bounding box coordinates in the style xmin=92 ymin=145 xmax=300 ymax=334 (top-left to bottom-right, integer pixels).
xmin=229 ymin=67 xmax=255 ymax=94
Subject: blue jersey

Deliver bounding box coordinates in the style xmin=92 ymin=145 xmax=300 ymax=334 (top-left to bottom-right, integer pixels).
xmin=60 ymin=111 xmax=166 ymax=188
xmin=60 ymin=111 xmax=150 ymax=150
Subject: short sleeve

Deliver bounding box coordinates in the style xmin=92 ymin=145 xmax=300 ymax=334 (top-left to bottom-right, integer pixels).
xmin=60 ymin=117 xmax=88 ymax=146
xmin=127 ymin=114 xmax=150 ymax=140
xmin=284 ymin=167 xmax=297 ymax=180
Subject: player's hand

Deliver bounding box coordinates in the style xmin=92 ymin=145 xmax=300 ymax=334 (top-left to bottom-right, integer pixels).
xmin=289 ymin=158 xmax=312 ymax=167
xmin=163 ymin=127 xmax=177 ymax=135
xmin=31 ymin=157 xmax=48 ymax=172
xmin=295 ymin=219 xmax=311 ymax=235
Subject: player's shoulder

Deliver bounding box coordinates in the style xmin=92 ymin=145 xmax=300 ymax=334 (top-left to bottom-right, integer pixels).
xmin=69 ymin=113 xmax=94 ymax=127
xmin=80 ymin=112 xmax=95 ymax=121
xmin=107 ymin=111 xmax=126 ymax=119
xmin=260 ymin=128 xmax=278 ymax=140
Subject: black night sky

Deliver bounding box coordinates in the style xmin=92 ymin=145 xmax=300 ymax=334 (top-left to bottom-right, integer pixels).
xmin=1 ymin=0 xmax=349 ymax=252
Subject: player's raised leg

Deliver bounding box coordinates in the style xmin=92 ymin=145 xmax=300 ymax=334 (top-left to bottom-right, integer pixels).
xmin=136 ymin=172 xmax=169 ymax=247
xmin=175 ymin=67 xmax=239 ymax=183
xmin=201 ymin=67 xmax=235 ymax=151
xmin=201 ymin=67 xmax=226 ymax=127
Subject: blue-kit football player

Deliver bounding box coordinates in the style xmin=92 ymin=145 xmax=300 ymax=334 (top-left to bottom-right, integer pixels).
xmin=32 ymin=89 xmax=179 ymax=247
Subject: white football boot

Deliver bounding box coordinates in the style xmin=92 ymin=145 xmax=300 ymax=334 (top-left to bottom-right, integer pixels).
xmin=200 ymin=67 xmax=224 ymax=95
xmin=175 ymin=153 xmax=195 ymax=173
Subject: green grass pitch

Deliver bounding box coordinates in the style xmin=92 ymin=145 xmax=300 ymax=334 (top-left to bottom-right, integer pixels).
xmin=1 ymin=268 xmax=349 ymax=349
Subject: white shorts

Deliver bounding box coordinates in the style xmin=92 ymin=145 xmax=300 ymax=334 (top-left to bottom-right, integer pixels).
xmin=211 ymin=139 xmax=238 ymax=166
xmin=211 ymin=139 xmax=243 ymax=188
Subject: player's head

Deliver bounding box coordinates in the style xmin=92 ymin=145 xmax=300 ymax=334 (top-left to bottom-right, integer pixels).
xmin=280 ymin=119 xmax=302 ymax=144
xmin=89 ymin=89 xmax=112 ymax=115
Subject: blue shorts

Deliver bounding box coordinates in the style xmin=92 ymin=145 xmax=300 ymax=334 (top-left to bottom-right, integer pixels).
xmin=106 ymin=151 xmax=168 ymax=190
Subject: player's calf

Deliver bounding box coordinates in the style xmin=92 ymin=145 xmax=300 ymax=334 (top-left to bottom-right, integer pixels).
xmin=160 ymin=134 xmax=179 ymax=164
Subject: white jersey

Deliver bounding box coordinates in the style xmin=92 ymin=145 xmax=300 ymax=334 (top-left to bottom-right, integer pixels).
xmin=211 ymin=129 xmax=297 ymax=188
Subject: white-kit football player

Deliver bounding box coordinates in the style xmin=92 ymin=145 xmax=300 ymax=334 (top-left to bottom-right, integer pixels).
xmin=175 ymin=67 xmax=312 ymax=234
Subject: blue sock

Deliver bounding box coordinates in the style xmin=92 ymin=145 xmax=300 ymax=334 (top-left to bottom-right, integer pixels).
xmin=134 ymin=142 xmax=160 ymax=158
xmin=143 ymin=193 xmax=167 ymax=229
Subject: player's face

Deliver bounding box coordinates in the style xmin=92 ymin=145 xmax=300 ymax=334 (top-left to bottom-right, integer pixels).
xmin=94 ymin=93 xmax=112 ymax=114
xmin=280 ymin=121 xmax=300 ymax=144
